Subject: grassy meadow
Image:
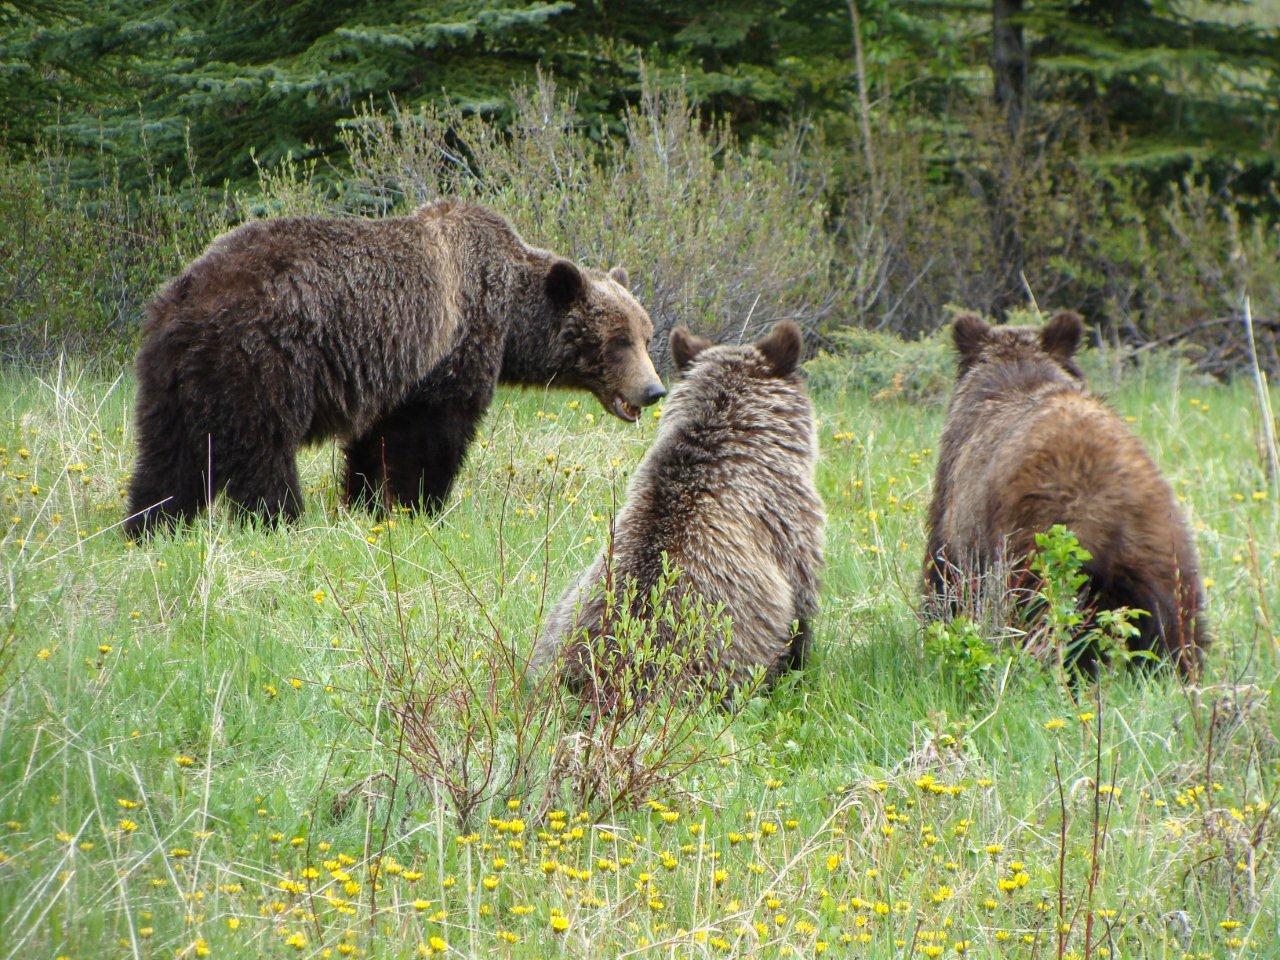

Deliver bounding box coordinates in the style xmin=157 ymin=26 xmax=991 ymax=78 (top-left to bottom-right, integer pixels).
xmin=0 ymin=355 xmax=1278 ymax=959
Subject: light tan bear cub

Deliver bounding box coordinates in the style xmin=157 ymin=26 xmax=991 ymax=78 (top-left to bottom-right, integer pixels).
xmin=531 ymin=320 xmax=825 ymax=696
xmin=924 ymin=310 xmax=1208 ymax=676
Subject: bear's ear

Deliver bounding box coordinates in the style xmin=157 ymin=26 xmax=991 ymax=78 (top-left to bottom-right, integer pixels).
xmin=546 ymin=260 xmax=584 ymax=309
xmin=670 ymin=325 xmax=712 ymax=372
xmin=1040 ymin=310 xmax=1084 ymax=359
xmin=755 ymin=320 xmax=803 ymax=378
xmin=608 ymin=266 xmax=630 ymax=289
xmin=952 ymin=312 xmax=991 ymax=361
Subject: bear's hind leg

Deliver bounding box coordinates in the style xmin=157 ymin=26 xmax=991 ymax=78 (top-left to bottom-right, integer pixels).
xmin=125 ymin=447 xmax=212 ymax=538
xmin=221 ymin=443 xmax=304 ymax=527
xmin=343 ymin=434 xmax=387 ymax=511
xmin=125 ymin=392 xmax=214 ymax=539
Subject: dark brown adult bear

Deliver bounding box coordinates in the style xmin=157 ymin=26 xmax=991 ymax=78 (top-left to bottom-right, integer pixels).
xmin=530 ymin=321 xmax=825 ymax=699
xmin=923 ymin=311 xmax=1209 ymax=677
xmin=124 ymin=200 xmax=665 ymax=537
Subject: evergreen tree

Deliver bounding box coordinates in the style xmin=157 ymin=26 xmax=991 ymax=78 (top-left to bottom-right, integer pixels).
xmin=1028 ymin=0 xmax=1280 ymax=190
xmin=1 ymin=0 xmax=1276 ymax=196
xmin=0 ymin=1 xmax=157 ymax=152
xmin=62 ymin=1 xmax=584 ymax=186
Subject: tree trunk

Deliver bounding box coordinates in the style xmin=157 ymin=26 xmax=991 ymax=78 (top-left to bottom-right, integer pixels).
xmin=992 ymin=0 xmax=1027 ymax=140
xmin=990 ymin=0 xmax=1028 ymax=317
xmin=845 ymin=0 xmax=878 ymax=202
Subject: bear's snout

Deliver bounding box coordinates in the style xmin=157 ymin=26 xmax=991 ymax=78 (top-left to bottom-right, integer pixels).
xmin=602 ymin=340 xmax=665 ymax=423
xmin=609 ymin=379 xmax=664 ymax=423
xmin=640 ymin=382 xmax=667 ymax=406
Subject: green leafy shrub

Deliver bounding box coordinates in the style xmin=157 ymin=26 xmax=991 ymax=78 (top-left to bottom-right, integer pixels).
xmin=1028 ymin=524 xmax=1092 ymax=660
xmin=803 ymin=326 xmax=955 ymax=403
xmin=922 ymin=616 xmax=998 ymax=696
xmin=1027 ymin=524 xmax=1146 ymax=672
xmin=843 ymin=103 xmax=1280 ymax=364
xmin=0 ymin=150 xmax=234 ymax=363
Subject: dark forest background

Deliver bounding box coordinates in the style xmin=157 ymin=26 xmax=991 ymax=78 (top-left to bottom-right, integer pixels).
xmin=2 ymin=1 xmax=1279 ymax=368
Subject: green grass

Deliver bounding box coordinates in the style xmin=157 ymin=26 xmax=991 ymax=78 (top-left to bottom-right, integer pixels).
xmin=1 ymin=358 xmax=1277 ymax=959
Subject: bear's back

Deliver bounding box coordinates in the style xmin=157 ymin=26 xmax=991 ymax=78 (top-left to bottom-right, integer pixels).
xmin=607 ymin=372 xmax=822 ymax=676
xmin=146 ymin=214 xmax=436 ymax=333
xmin=942 ymin=386 xmax=1188 ymax=575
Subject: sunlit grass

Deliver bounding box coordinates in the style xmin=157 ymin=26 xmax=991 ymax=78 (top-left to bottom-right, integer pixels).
xmin=0 ymin=356 xmax=1277 ymax=958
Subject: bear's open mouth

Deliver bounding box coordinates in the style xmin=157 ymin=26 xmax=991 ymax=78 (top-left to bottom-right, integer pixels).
xmin=611 ymin=395 xmax=640 ymax=422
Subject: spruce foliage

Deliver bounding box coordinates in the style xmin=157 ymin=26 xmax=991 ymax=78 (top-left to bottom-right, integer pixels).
xmin=1 ymin=2 xmax=1276 ymax=195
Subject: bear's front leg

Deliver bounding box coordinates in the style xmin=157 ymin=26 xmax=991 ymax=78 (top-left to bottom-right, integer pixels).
xmin=383 ymin=395 xmax=485 ymax=513
xmin=345 ymin=393 xmax=487 ymax=515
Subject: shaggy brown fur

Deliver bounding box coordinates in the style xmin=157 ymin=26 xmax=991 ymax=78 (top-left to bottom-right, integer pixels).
xmin=530 ymin=321 xmax=825 ymax=696
xmin=924 ymin=311 xmax=1209 ymax=676
xmin=125 ymin=200 xmax=663 ymax=536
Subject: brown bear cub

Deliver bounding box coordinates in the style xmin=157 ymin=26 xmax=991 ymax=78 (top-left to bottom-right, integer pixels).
xmin=924 ymin=311 xmax=1208 ymax=676
xmin=530 ymin=321 xmax=825 ymax=699
xmin=125 ymin=199 xmax=664 ymax=537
